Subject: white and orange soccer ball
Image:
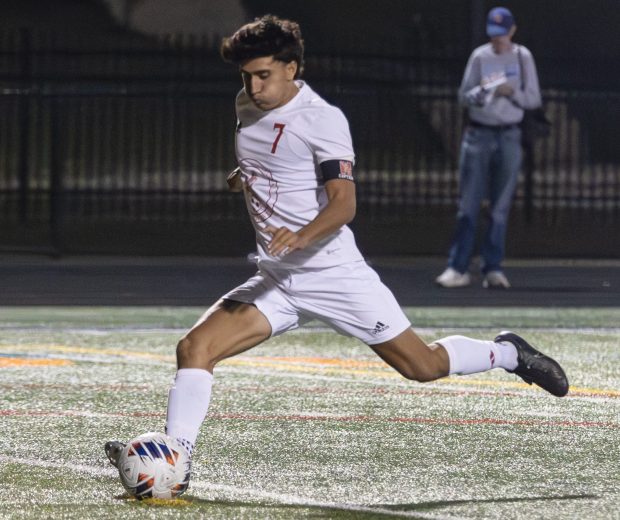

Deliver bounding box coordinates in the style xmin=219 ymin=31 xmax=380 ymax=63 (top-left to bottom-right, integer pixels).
xmin=117 ymin=432 xmax=191 ymax=499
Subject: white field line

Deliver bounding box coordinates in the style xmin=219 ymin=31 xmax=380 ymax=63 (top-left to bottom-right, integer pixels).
xmin=2 ymin=326 xmax=620 ymax=335
xmin=189 ymin=480 xmax=463 ymax=520
xmin=0 ymin=455 xmax=462 ymax=520
xmin=0 ymin=455 xmax=117 ymax=479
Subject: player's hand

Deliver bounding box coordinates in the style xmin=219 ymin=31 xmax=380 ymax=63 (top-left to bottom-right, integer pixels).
xmin=226 ymin=167 xmax=243 ymax=192
xmin=264 ymin=225 xmax=309 ymax=256
xmin=494 ymin=83 xmax=514 ymax=97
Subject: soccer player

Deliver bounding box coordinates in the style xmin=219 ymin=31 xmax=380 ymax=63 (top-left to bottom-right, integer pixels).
xmin=105 ymin=14 xmax=568 ymax=492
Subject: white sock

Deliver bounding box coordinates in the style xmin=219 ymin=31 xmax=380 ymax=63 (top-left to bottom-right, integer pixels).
xmin=436 ymin=335 xmax=518 ymax=375
xmin=165 ymin=368 xmax=213 ymax=456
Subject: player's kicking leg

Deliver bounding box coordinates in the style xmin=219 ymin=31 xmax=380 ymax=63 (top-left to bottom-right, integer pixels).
xmin=371 ymin=328 xmax=569 ymax=397
xmin=165 ymin=299 xmax=272 ymax=456
xmin=104 ymin=299 xmax=272 ymax=472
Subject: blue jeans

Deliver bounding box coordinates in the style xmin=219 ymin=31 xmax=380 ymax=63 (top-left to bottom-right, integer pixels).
xmin=447 ymin=125 xmax=522 ymax=274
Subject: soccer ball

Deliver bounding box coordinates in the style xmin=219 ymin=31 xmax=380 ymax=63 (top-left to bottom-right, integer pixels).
xmin=117 ymin=432 xmax=191 ymax=499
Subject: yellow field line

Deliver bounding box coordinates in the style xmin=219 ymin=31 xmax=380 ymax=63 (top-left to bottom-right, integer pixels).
xmin=2 ymin=344 xmax=617 ymax=397
xmin=0 ymin=358 xmax=72 ymax=367
xmin=254 ymin=356 xmax=386 ymax=368
xmin=2 ymin=344 xmax=175 ymax=362
xmin=223 ymin=358 xmax=619 ymax=396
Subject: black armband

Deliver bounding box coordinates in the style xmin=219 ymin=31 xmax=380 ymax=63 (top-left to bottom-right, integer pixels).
xmin=320 ymin=160 xmax=354 ymax=182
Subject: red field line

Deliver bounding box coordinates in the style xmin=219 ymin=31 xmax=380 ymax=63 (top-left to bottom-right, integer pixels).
xmin=0 ymin=410 xmax=164 ymax=418
xmin=209 ymin=413 xmax=620 ymax=429
xmin=385 ymin=416 xmax=620 ymax=428
xmin=0 ymin=383 xmax=154 ymax=391
xmin=2 ymin=409 xmax=616 ymax=429
xmin=4 ymin=381 xmax=617 ymax=399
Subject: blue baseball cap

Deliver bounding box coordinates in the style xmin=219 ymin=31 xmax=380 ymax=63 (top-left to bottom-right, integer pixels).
xmin=486 ymin=7 xmax=515 ymax=37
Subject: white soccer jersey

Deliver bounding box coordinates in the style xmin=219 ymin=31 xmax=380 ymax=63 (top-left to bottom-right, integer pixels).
xmin=235 ymin=80 xmax=365 ymax=269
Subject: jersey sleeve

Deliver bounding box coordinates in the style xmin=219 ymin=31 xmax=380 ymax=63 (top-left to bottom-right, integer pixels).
xmin=306 ymin=106 xmax=355 ymax=164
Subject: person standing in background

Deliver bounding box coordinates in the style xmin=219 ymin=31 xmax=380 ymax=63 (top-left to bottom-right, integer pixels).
xmin=436 ymin=7 xmax=542 ymax=289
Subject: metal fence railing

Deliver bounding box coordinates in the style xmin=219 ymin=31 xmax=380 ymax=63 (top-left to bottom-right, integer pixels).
xmin=1 ymin=30 xmax=619 ymax=254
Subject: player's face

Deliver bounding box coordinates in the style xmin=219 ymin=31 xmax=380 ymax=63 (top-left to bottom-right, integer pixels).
xmin=240 ymin=56 xmax=299 ymax=111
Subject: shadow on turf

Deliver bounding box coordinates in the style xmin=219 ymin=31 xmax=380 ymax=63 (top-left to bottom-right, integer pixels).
xmin=375 ymin=493 xmax=600 ymax=511
xmin=166 ymin=497 xmax=406 ymax=519
xmin=112 ymin=493 xmax=599 ymax=518
xmin=180 ymin=494 xmax=599 ymax=519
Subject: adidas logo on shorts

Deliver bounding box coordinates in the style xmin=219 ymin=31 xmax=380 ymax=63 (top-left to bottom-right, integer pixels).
xmin=371 ymin=321 xmax=390 ymax=335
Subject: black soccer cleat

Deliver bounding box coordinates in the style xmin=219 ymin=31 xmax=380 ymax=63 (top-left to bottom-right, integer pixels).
xmin=495 ymin=331 xmax=569 ymax=397
xmin=104 ymin=441 xmax=126 ymax=468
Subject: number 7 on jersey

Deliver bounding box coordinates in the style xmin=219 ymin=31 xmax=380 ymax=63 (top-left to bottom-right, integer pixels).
xmin=271 ymin=123 xmax=286 ymax=154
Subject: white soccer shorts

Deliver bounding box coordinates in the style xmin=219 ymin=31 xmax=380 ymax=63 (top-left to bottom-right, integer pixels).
xmin=222 ymin=260 xmax=411 ymax=345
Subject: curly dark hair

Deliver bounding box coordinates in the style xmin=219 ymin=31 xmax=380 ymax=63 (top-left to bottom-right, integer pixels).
xmin=221 ymin=15 xmax=305 ymax=78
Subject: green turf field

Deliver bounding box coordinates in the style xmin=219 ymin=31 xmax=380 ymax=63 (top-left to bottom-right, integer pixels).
xmin=1 ymin=307 xmax=618 ymax=519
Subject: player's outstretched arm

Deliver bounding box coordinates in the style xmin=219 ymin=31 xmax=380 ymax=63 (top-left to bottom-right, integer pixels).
xmin=266 ymin=178 xmax=356 ymax=256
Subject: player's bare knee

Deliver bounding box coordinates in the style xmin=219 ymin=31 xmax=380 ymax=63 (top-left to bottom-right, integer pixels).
xmin=399 ymin=361 xmax=444 ymax=383
xmin=176 ymin=335 xmax=216 ymax=368
xmin=415 ymin=366 xmax=443 ymax=383
xmin=399 ymin=367 xmax=420 ymax=382
xmin=400 ymin=367 xmax=432 ymax=383
xmin=175 ymin=336 xmax=193 ymax=365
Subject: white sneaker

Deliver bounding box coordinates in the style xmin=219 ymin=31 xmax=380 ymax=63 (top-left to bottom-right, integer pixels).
xmin=483 ymin=270 xmax=511 ymax=289
xmin=435 ymin=267 xmax=471 ymax=288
